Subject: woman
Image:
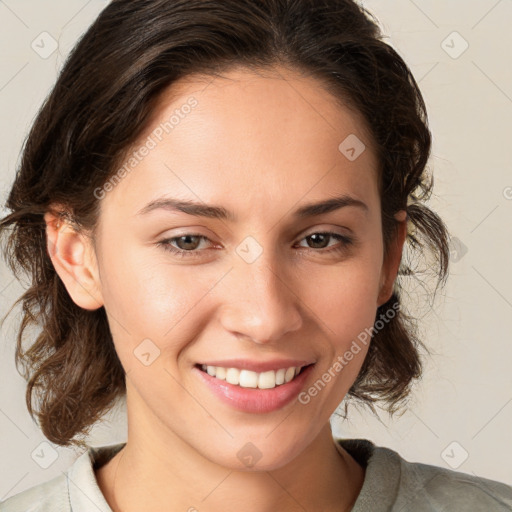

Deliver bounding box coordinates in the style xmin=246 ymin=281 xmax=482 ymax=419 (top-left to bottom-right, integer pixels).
xmin=1 ymin=0 xmax=511 ymax=511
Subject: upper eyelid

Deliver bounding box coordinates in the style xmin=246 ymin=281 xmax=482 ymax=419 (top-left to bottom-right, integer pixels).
xmin=163 ymin=224 xmax=352 ymax=241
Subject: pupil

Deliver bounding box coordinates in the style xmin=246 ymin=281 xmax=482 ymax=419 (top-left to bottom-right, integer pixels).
xmin=309 ymin=233 xmax=328 ymax=249
xmin=178 ymin=235 xmax=199 ymax=250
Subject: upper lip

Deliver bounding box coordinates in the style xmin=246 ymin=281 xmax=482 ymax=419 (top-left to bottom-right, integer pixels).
xmin=196 ymin=359 xmax=315 ymax=373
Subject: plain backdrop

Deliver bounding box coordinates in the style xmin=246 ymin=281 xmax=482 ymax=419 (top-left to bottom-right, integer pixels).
xmin=1 ymin=0 xmax=511 ymax=501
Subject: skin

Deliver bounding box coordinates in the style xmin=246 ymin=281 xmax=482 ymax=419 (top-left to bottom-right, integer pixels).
xmin=44 ymin=65 xmax=407 ymax=512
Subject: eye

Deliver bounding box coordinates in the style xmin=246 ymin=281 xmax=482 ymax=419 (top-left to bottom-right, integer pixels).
xmin=295 ymin=232 xmax=354 ymax=254
xmin=157 ymin=234 xmax=212 ymax=258
xmin=156 ymin=231 xmax=354 ymax=259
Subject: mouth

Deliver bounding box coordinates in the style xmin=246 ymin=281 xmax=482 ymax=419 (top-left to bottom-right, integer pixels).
xmin=193 ymin=362 xmax=316 ymax=413
xmin=194 ymin=363 xmax=314 ymax=390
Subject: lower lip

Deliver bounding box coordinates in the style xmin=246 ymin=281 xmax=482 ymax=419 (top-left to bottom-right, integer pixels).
xmin=193 ymin=364 xmax=315 ymax=413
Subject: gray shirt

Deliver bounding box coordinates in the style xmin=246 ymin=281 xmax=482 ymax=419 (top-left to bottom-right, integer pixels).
xmin=1 ymin=438 xmax=512 ymax=511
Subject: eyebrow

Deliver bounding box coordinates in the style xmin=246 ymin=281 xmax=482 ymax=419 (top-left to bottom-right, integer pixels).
xmin=136 ymin=194 xmax=368 ymax=221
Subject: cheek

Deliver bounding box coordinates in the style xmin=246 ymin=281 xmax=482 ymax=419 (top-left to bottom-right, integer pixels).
xmin=297 ymin=254 xmax=382 ymax=397
xmin=97 ymin=240 xmax=215 ymax=357
xmin=301 ymin=252 xmax=382 ymax=337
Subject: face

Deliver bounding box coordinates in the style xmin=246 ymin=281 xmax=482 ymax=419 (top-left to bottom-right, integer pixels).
xmin=47 ymin=65 xmax=405 ymax=470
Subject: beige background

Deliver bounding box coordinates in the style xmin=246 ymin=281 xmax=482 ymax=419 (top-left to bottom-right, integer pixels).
xmin=1 ymin=0 xmax=511 ymax=500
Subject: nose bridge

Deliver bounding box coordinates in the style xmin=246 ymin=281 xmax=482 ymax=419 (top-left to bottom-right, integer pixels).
xmin=220 ymin=240 xmax=303 ymax=344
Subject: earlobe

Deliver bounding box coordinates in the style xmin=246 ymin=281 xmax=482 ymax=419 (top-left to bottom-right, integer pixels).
xmin=44 ymin=210 xmax=104 ymax=311
xmin=377 ymin=210 xmax=408 ymax=308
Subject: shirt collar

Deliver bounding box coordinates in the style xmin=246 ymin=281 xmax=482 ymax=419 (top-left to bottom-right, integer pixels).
xmin=335 ymin=438 xmax=402 ymax=512
xmin=67 ymin=443 xmax=125 ymax=512
xmin=66 ymin=438 xmax=400 ymax=512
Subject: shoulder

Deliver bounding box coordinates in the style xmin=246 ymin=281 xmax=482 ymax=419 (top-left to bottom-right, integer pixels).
xmin=0 ymin=472 xmax=69 ymax=512
xmin=1 ymin=442 xmax=124 ymax=512
xmin=378 ymin=445 xmax=512 ymax=511
xmin=336 ymin=438 xmax=512 ymax=511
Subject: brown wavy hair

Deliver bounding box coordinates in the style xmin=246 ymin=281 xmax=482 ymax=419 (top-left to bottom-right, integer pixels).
xmin=0 ymin=0 xmax=450 ymax=448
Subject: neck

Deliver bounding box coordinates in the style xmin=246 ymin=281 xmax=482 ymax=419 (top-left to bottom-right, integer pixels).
xmin=96 ymin=422 xmax=365 ymax=512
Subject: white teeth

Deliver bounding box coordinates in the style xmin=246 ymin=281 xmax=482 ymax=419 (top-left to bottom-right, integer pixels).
xmin=258 ymin=370 xmax=276 ymax=389
xmin=215 ymin=366 xmax=226 ymax=380
xmin=284 ymin=367 xmax=296 ymax=383
xmin=200 ymin=364 xmax=306 ymax=389
xmin=275 ymin=368 xmax=285 ymax=385
xmin=226 ymin=367 xmax=240 ymax=385
xmin=239 ymin=370 xmax=259 ymax=388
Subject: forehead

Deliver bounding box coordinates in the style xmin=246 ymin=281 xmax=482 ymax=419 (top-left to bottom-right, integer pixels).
xmin=104 ymin=65 xmax=380 ymax=220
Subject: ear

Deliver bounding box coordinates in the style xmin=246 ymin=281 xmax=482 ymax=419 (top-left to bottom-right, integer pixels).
xmin=44 ymin=208 xmax=104 ymax=311
xmin=377 ymin=209 xmax=408 ymax=308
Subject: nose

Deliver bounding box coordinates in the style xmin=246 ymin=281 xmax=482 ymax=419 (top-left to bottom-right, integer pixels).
xmin=219 ymin=255 xmax=303 ymax=345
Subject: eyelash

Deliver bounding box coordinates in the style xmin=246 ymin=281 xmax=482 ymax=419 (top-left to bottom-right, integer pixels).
xmin=156 ymin=231 xmax=354 ymax=259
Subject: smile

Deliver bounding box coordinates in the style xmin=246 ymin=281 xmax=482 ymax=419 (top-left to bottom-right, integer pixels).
xmin=194 ymin=363 xmax=316 ymax=413
xmin=198 ymin=364 xmax=309 ymax=390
